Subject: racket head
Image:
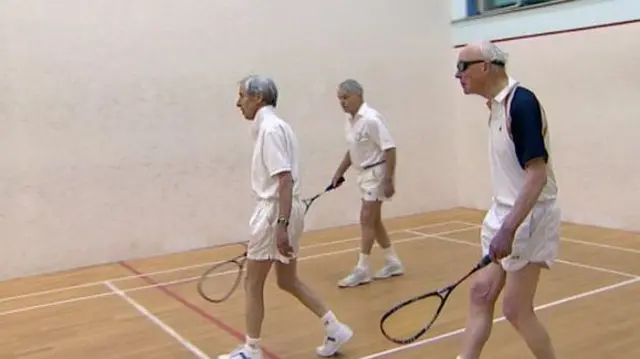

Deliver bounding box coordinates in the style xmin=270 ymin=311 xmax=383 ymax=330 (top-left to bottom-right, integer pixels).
xmin=380 ymin=255 xmax=493 ymax=344
xmin=380 ymin=290 xmax=448 ymax=344
xmin=303 ymin=194 xmax=321 ymax=214
xmin=197 ymin=257 xmax=245 ymax=303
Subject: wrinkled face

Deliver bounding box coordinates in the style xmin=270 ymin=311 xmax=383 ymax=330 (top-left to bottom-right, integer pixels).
xmin=455 ymin=50 xmax=490 ymax=95
xmin=337 ymin=89 xmax=363 ymax=115
xmin=236 ymin=86 xmax=263 ymax=120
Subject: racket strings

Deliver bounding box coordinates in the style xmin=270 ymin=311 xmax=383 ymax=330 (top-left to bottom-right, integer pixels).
xmin=381 ymin=294 xmax=444 ymax=343
xmin=198 ymin=260 xmax=243 ymax=303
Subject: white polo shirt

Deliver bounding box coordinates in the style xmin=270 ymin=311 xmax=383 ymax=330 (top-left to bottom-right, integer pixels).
xmin=250 ymin=106 xmax=301 ymax=201
xmin=345 ymin=102 xmax=395 ymax=171
xmin=488 ymin=77 xmax=558 ymax=207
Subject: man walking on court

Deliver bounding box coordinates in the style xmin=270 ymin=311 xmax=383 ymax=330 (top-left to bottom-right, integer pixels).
xmin=218 ymin=75 xmax=353 ymax=359
xmin=454 ymin=42 xmax=561 ymax=359
xmin=330 ymin=79 xmax=404 ymax=288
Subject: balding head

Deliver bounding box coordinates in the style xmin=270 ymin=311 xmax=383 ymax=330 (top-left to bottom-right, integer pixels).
xmin=455 ymin=41 xmax=508 ymax=98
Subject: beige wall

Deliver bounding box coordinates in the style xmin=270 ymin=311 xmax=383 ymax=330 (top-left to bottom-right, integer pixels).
xmin=455 ymin=21 xmax=640 ymax=232
xmin=0 ymin=0 xmax=457 ymax=280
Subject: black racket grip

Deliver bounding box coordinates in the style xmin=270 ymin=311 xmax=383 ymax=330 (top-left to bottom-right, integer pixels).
xmin=479 ymin=254 xmax=492 ymax=266
xmin=326 ymin=176 xmax=345 ymax=191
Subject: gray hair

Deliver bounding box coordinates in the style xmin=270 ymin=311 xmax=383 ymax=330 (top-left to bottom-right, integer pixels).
xmin=476 ymin=41 xmax=508 ymax=66
xmin=338 ymin=79 xmax=364 ymax=96
xmin=239 ymin=75 xmax=279 ymax=107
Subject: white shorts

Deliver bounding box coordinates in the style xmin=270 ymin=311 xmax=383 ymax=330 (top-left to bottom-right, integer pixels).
xmin=481 ymin=200 xmax=561 ymax=272
xmin=356 ymin=165 xmax=389 ymax=202
xmin=247 ymin=197 xmax=305 ymax=264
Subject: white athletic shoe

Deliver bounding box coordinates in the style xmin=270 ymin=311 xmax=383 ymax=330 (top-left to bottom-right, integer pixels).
xmin=337 ymin=267 xmax=371 ymax=288
xmin=316 ymin=322 xmax=354 ymax=357
xmin=217 ymin=345 xmax=263 ymax=359
xmin=373 ymin=260 xmax=404 ymax=279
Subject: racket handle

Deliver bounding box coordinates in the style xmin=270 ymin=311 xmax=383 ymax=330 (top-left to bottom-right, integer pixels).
xmin=326 ymin=176 xmax=345 ymax=191
xmin=479 ymin=254 xmax=492 ymax=267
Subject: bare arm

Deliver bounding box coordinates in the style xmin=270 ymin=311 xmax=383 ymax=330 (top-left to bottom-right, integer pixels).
xmin=335 ymin=150 xmax=352 ymax=177
xmin=262 ymin=129 xmax=295 ymax=224
xmin=275 ymin=171 xmax=294 ymax=223
xmin=383 ymin=147 xmax=396 ymax=182
xmin=502 ymin=159 xmax=547 ymax=233
xmin=502 ymin=88 xmax=549 ymax=234
xmin=368 ymin=116 xmax=396 ymax=182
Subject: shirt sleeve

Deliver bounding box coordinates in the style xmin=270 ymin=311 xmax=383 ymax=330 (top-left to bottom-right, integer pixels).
xmin=367 ymin=116 xmax=396 ymax=151
xmin=262 ymin=128 xmax=292 ymax=176
xmin=509 ymin=87 xmax=549 ymax=169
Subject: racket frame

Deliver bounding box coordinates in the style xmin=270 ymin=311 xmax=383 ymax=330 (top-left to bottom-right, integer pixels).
xmin=197 ymin=246 xmax=248 ymax=303
xmin=380 ymin=255 xmax=492 ymax=344
xmin=197 ymin=177 xmax=350 ymax=302
xmin=302 ymin=176 xmax=345 ymax=214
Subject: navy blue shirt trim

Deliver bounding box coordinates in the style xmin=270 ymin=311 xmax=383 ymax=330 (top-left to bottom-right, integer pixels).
xmin=508 ymin=87 xmax=549 ymax=169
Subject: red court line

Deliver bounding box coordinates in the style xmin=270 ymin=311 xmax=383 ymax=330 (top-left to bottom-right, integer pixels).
xmin=118 ymin=260 xmax=282 ymax=359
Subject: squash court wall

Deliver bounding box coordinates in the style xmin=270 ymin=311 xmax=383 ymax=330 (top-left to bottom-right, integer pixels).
xmin=0 ymin=0 xmax=457 ymax=280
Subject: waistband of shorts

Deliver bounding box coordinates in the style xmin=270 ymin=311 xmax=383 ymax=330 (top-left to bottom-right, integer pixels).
xmin=493 ymin=196 xmax=557 ymax=208
xmin=356 ymin=159 xmax=386 ymax=172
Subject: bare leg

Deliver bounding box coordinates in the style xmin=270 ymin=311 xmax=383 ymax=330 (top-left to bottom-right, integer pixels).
xmin=337 ymin=200 xmax=379 ymax=287
xmin=275 ymin=259 xmax=328 ymax=317
xmin=359 ymin=199 xmax=378 ymax=257
xmin=244 ymin=259 xmax=273 ymax=343
xmin=458 ymin=262 xmax=506 ymax=359
xmin=275 ymin=259 xmax=353 ymax=357
xmin=371 ymin=201 xmax=403 ymax=278
xmin=503 ymin=263 xmax=557 ymax=359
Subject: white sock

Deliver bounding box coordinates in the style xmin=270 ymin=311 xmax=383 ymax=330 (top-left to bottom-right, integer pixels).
xmin=383 ymin=246 xmax=398 ymax=262
xmin=245 ymin=336 xmax=260 ymax=350
xmin=321 ymin=310 xmax=340 ymax=331
xmin=357 ymin=253 xmax=369 ymax=269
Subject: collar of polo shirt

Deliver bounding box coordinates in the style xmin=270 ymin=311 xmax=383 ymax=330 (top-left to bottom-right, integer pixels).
xmin=493 ymin=76 xmax=519 ymax=104
xmin=348 ymin=102 xmax=370 ymax=123
xmin=253 ymin=105 xmax=275 ymax=125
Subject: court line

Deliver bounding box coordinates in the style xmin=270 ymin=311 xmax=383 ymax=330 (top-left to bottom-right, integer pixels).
xmin=119 ymin=261 xmax=282 ymax=359
xmin=452 ymin=220 xmax=640 ymax=255
xmin=360 ymin=275 xmax=640 ymax=359
xmin=0 ymin=220 xmax=465 ymax=304
xmin=105 ymin=281 xmax=211 ymax=359
xmin=0 ymin=227 xmax=474 ymax=317
xmin=406 ymin=230 xmax=639 ymax=278
xmin=1 ymin=225 xmax=634 ymax=317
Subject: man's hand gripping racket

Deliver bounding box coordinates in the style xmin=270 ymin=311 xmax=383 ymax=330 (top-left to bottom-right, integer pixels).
xmin=380 ymin=255 xmax=492 ymax=344
xmin=302 ymin=176 xmax=345 ymax=214
xmin=197 ymin=176 xmax=346 ymax=303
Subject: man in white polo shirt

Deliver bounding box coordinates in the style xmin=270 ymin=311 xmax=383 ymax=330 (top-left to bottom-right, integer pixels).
xmin=330 ymin=79 xmax=404 ymax=288
xmin=218 ymin=75 xmax=353 ymax=359
xmin=453 ymin=42 xmax=560 ymax=359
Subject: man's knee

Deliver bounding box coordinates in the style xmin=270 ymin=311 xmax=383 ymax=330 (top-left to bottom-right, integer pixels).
xmin=244 ymin=259 xmax=272 ymax=292
xmin=502 ymin=263 xmax=541 ymax=326
xmin=360 ymin=200 xmax=381 ymax=226
xmin=469 ymin=263 xmax=505 ymax=307
xmin=275 ymin=260 xmax=298 ymax=293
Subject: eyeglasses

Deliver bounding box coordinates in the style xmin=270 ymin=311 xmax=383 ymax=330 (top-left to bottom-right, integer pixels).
xmin=456 ymin=60 xmax=505 ymax=73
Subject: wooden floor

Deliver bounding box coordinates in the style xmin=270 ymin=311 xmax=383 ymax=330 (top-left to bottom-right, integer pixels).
xmin=1 ymin=207 xmax=639 ymax=359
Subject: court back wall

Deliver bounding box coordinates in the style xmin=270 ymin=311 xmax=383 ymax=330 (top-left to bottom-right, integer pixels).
xmin=0 ymin=0 xmax=457 ymax=280
xmin=454 ymin=20 xmax=640 ymax=232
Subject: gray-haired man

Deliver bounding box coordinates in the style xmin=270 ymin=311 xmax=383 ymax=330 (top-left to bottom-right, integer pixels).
xmin=330 ymin=79 xmax=404 ymax=288
xmin=218 ymin=75 xmax=353 ymax=359
xmin=454 ymin=42 xmax=560 ymax=359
